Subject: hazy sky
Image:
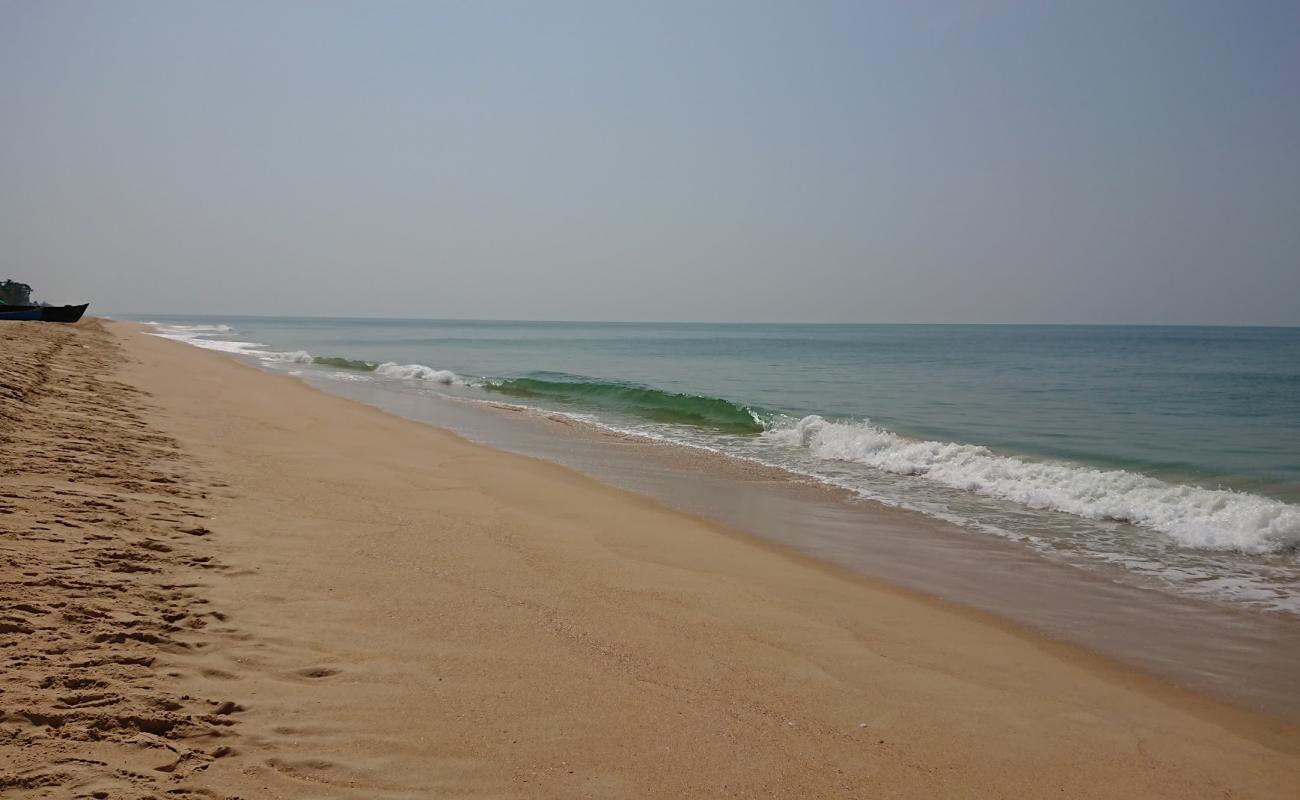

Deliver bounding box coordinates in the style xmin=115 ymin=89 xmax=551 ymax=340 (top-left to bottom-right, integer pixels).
xmin=2 ymin=1 xmax=1297 ymax=324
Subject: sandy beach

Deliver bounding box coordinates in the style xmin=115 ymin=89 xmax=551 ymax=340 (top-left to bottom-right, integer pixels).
xmin=0 ymin=319 xmax=1296 ymax=799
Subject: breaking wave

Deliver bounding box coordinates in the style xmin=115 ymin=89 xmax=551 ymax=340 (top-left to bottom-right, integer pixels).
xmin=312 ymin=355 xmax=378 ymax=372
xmin=261 ymin=350 xmax=314 ymax=364
xmin=374 ymin=362 xmax=462 ymax=385
xmin=764 ymin=415 xmax=1300 ymax=554
xmin=484 ymin=374 xmax=765 ymax=433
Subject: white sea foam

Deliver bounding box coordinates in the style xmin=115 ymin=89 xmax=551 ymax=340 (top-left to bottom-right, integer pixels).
xmin=319 ymin=371 xmax=373 ymax=382
xmin=374 ymin=362 xmax=462 ymax=385
xmin=261 ymin=350 xmax=314 ymax=364
xmin=154 ymin=323 xmax=232 ymax=335
xmin=145 ymin=323 xmax=320 ymax=366
xmin=763 ymin=415 xmax=1300 ymax=555
xmin=149 ymin=329 xmax=268 ymax=355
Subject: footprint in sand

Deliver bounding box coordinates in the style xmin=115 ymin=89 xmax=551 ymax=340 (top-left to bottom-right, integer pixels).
xmin=294 ymin=666 xmax=342 ymax=679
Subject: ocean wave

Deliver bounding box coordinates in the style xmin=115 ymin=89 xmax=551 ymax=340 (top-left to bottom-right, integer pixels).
xmin=313 ymin=355 xmax=378 ymax=372
xmin=483 ymin=375 xmax=765 ymax=433
xmin=764 ymin=415 xmax=1300 ymax=554
xmin=374 ymin=362 xmax=462 ymax=385
xmin=261 ymin=350 xmax=314 ymax=364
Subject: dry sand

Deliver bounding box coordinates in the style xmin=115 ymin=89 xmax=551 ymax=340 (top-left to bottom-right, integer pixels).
xmin=2 ymin=319 xmax=1298 ymax=799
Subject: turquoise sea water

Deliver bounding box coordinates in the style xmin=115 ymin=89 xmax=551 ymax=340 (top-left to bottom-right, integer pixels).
xmin=139 ymin=317 xmax=1300 ymax=613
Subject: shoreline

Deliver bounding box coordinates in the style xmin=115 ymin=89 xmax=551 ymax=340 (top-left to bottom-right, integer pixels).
xmin=140 ymin=315 xmax=1300 ymax=621
xmin=293 ymin=338 xmax=1300 ymax=721
xmin=4 ymin=318 xmax=1298 ymax=797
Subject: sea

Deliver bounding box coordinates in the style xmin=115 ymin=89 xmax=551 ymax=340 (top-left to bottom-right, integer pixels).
xmin=137 ymin=317 xmax=1299 ymax=618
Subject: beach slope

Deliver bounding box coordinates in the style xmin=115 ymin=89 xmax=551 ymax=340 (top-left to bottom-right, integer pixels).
xmin=2 ymin=319 xmax=1297 ymax=798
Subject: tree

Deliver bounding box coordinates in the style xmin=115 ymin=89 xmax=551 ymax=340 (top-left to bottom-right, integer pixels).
xmin=0 ymin=280 xmax=33 ymax=306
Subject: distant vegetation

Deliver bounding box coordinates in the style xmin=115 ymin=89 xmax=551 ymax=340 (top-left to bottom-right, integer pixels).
xmin=0 ymin=280 xmax=34 ymax=306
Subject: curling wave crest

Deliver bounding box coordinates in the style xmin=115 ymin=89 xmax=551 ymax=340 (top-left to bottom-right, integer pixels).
xmin=764 ymin=415 xmax=1300 ymax=554
xmin=483 ymin=375 xmax=765 ymax=433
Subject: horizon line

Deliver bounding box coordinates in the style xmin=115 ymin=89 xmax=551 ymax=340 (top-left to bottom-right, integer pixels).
xmin=102 ymin=312 xmax=1300 ymax=329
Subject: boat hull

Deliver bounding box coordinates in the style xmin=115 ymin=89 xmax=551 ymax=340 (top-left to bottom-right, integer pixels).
xmin=0 ymin=303 xmax=89 ymax=323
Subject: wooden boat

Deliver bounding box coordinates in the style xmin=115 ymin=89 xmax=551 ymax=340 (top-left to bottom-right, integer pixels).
xmin=0 ymin=303 xmax=89 ymax=323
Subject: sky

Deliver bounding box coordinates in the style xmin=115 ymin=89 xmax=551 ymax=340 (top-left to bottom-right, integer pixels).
xmin=2 ymin=1 xmax=1297 ymax=324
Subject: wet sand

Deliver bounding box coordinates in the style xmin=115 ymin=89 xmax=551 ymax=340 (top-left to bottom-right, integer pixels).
xmin=2 ymin=319 xmax=1298 ymax=798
